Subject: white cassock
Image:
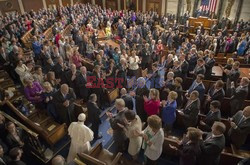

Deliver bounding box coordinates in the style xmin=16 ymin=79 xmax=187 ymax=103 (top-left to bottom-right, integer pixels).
xmin=67 ymin=122 xmax=94 ymax=162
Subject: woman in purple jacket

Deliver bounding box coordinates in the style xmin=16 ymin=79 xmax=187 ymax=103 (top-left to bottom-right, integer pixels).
xmin=24 ymin=77 xmax=44 ymax=108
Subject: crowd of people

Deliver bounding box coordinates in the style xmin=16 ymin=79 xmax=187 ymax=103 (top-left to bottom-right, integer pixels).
xmin=0 ymin=3 xmax=250 ymax=165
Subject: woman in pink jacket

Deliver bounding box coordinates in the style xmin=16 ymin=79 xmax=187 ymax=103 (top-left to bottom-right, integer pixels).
xmin=144 ymin=88 xmax=161 ymax=116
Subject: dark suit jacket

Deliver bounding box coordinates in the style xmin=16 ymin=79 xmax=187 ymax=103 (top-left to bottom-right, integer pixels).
xmin=198 ymin=132 xmax=225 ymax=165
xmin=228 ymin=111 xmax=250 ymax=148
xmin=52 ymin=63 xmax=68 ymax=84
xmin=208 ymin=86 xmax=225 ymax=103
xmin=227 ymin=69 xmax=240 ymax=85
xmin=109 ymin=110 xmax=127 ymax=141
xmin=181 ymin=60 xmax=189 ymax=79
xmin=52 ymin=88 xmax=76 ymax=125
xmin=65 ymin=70 xmax=80 ymax=91
xmin=202 ymin=110 xmax=221 ymax=131
xmin=75 ymin=73 xmax=89 ymax=100
xmin=194 ymin=65 xmax=206 ymax=76
xmin=183 ymin=99 xmax=200 ymax=128
xmin=6 ymin=127 xmax=24 ymax=149
xmin=205 ymin=58 xmax=215 ymax=78
xmin=86 ymin=101 xmax=101 ymax=125
xmin=230 ymin=85 xmax=248 ymax=115
xmin=121 ymin=94 xmax=134 ymax=110
xmin=179 ymin=141 xmax=201 ymax=165
xmin=188 ymin=81 xmax=205 ymax=102
xmin=8 ymin=160 xmax=26 ymax=165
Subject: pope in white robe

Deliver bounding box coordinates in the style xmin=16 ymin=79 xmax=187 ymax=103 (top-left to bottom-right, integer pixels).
xmin=67 ymin=113 xmax=94 ymax=162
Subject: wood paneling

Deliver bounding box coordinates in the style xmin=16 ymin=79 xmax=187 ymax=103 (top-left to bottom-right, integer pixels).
xmin=73 ymin=0 xmax=91 ymax=4
xmin=95 ymin=0 xmax=103 ymax=7
xmin=22 ymin=0 xmax=43 ymax=12
xmin=62 ymin=0 xmax=71 ymax=6
xmin=46 ymin=0 xmax=60 ymax=9
xmin=0 ymin=0 xmax=21 ymax=15
xmin=106 ymin=0 xmax=118 ymax=10
xmin=138 ymin=0 xmax=143 ymax=12
xmin=146 ymin=0 xmax=162 ymax=14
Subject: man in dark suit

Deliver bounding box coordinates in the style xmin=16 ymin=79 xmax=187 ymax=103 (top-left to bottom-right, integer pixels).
xmin=171 ymin=60 xmax=182 ymax=78
xmin=141 ymin=43 xmax=152 ymax=69
xmin=120 ymin=88 xmax=133 ymax=110
xmin=186 ymin=74 xmax=205 ymax=102
xmin=52 ymin=84 xmax=76 ymax=126
xmin=225 ymin=61 xmax=240 ymax=95
xmin=120 ymin=38 xmax=129 ymax=52
xmin=229 ymin=77 xmax=249 ymax=116
xmin=198 ymin=122 xmax=226 ymax=165
xmin=106 ymin=99 xmax=127 ymax=154
xmin=65 ymin=64 xmax=79 ymax=93
xmin=200 ymin=101 xmax=221 ymax=132
xmin=210 ymin=23 xmax=218 ymax=35
xmin=87 ymin=94 xmax=102 ymax=140
xmin=8 ymin=147 xmax=26 ymax=165
xmin=5 ymin=122 xmax=24 ymax=149
xmin=205 ymin=52 xmax=215 ymax=80
xmin=75 ymin=66 xmax=89 ymax=101
xmin=53 ymin=56 xmax=69 ymax=84
xmin=179 ymin=91 xmax=200 ymax=128
xmin=179 ymin=54 xmax=189 ymax=80
xmin=192 ymin=58 xmax=206 ymax=78
xmin=204 ymin=80 xmax=225 ymax=113
xmin=228 ymin=106 xmax=250 ymax=149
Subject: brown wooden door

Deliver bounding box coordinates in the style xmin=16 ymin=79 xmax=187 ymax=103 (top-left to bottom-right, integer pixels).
xmin=62 ymin=0 xmax=71 ymax=6
xmin=73 ymin=0 xmax=91 ymax=4
xmin=95 ymin=0 xmax=103 ymax=7
xmin=146 ymin=0 xmax=162 ymax=15
xmin=106 ymin=0 xmax=117 ymax=10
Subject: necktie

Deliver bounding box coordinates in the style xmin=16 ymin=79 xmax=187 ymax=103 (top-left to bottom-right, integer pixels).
xmin=0 ymin=158 xmax=6 ymax=165
xmin=238 ymin=116 xmax=245 ymax=125
xmin=204 ymin=135 xmax=213 ymax=142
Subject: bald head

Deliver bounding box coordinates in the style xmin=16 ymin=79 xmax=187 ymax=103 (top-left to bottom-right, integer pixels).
xmin=243 ymin=106 xmax=250 ymax=118
xmin=52 ymin=155 xmax=65 ymax=165
xmin=60 ymin=84 xmax=69 ymax=95
xmin=80 ymin=66 xmax=87 ymax=74
xmin=120 ymin=88 xmax=127 ymax=95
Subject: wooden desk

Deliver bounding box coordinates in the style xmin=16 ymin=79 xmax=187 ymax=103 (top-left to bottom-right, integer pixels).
xmin=98 ymin=30 xmax=106 ymax=40
xmin=212 ymin=66 xmax=250 ymax=79
xmin=98 ymin=39 xmax=120 ymax=49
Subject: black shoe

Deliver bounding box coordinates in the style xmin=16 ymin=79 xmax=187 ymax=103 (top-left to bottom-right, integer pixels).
xmin=94 ymin=135 xmax=103 ymax=140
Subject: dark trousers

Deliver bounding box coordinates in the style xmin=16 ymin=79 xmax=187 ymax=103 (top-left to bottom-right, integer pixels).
xmin=91 ymin=123 xmax=100 ymax=139
xmin=146 ymin=157 xmax=158 ymax=165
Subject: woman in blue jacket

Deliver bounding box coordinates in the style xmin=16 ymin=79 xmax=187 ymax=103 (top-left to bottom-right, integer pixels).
xmin=161 ymin=91 xmax=178 ymax=135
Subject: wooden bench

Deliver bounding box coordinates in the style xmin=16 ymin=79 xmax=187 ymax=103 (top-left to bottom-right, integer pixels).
xmin=76 ymin=142 xmax=122 ymax=165
xmin=6 ymin=100 xmax=67 ymax=147
xmin=163 ymin=135 xmax=245 ymax=165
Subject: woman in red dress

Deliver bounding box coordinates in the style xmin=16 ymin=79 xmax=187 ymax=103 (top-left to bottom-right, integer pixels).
xmin=144 ymin=88 xmax=161 ymax=116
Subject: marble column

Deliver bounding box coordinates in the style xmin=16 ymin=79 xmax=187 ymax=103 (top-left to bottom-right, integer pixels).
xmin=42 ymin=0 xmax=47 ymax=9
xmin=161 ymin=0 xmax=166 ymax=15
xmin=234 ymin=0 xmax=243 ymax=24
xmin=59 ymin=0 xmax=63 ymax=6
xmin=142 ymin=0 xmax=146 ymax=12
xmin=102 ymin=0 xmax=106 ymax=8
xmin=217 ymin=0 xmax=224 ymax=20
xmin=18 ymin=0 xmax=25 ymax=14
xmin=192 ymin=0 xmax=199 ymax=17
xmin=118 ymin=0 xmax=121 ymax=10
xmin=71 ymin=0 xmax=73 ymax=6
xmin=92 ymin=0 xmax=95 ymax=5
xmin=136 ymin=0 xmax=138 ymax=12
xmin=176 ymin=0 xmax=182 ymax=21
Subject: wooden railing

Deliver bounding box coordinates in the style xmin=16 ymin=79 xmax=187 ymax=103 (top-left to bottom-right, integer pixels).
xmin=21 ymin=28 xmax=33 ymax=48
xmin=0 ymin=111 xmax=46 ymax=158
